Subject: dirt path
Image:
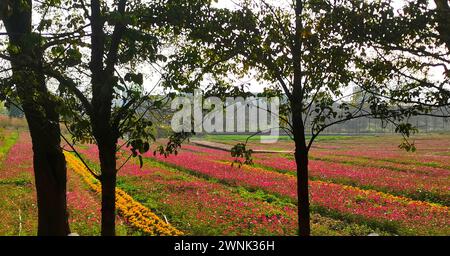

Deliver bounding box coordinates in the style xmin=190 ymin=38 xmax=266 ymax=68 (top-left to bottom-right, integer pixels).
xmin=190 ymin=140 xmax=293 ymax=153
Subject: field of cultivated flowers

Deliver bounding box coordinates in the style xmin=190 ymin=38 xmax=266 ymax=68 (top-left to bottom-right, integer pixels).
xmin=0 ymin=131 xmax=144 ymax=235
xmin=76 ymin=144 xmax=388 ymax=235
xmin=0 ymin=129 xmax=449 ymax=235
xmin=140 ymin=145 xmax=449 ymax=235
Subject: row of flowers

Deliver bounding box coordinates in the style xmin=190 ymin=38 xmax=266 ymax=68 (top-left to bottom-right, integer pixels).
xmin=259 ymin=155 xmax=449 ymax=202
xmin=310 ymin=181 xmax=449 ymax=235
xmin=312 ymin=141 xmax=450 ymax=169
xmin=78 ymin=144 xmax=396 ymax=235
xmin=0 ymin=133 xmax=174 ymax=235
xmin=212 ymin=135 xmax=450 ymax=168
xmin=76 ymin=145 xmax=300 ymax=235
xmin=183 ymin=145 xmax=450 ymax=205
xmin=0 ymin=132 xmax=30 ymax=180
xmin=310 ymin=151 xmax=450 ymax=176
xmin=151 ymin=150 xmax=298 ymax=198
xmin=184 ymin=143 xmax=449 ymax=177
xmin=79 ymin=143 xmax=450 ymax=234
xmin=142 ymin=146 xmax=449 ymax=235
xmin=64 ymin=152 xmax=183 ymax=236
xmin=0 ymin=132 xmax=38 ymax=235
xmin=1 ymin=133 xmax=107 ymax=235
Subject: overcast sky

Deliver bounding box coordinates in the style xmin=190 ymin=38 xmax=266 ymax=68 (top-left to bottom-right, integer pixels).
xmin=0 ymin=0 xmax=444 ymax=97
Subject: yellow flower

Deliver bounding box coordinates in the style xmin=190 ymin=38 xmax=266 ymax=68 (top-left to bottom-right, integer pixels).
xmin=64 ymin=152 xmax=183 ymax=236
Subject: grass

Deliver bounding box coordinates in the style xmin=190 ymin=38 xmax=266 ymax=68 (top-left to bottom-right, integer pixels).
xmin=0 ymin=178 xmax=32 ymax=186
xmin=310 ymin=213 xmax=390 ymax=236
xmin=203 ymin=134 xmax=291 ymax=141
xmin=0 ymin=131 xmax=36 ymax=235
xmin=0 ymin=173 xmax=36 ymax=236
xmin=0 ymin=130 xmax=19 ymax=164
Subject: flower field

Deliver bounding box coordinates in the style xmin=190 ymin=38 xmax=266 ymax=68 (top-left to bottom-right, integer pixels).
xmin=0 ymin=130 xmax=449 ymax=235
xmin=0 ymin=131 xmax=138 ymax=235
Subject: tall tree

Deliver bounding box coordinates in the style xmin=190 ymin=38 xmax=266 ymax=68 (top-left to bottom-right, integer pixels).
xmin=52 ymin=0 xmax=155 ymax=236
xmin=27 ymin=0 xmax=210 ymax=235
xmin=163 ymin=0 xmax=413 ymax=236
xmin=0 ymin=0 xmax=70 ymax=235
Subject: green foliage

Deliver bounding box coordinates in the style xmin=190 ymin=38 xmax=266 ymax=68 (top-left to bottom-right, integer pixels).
xmin=124 ymin=73 xmax=144 ymax=86
xmin=230 ymin=143 xmax=253 ymax=166
xmin=161 ymin=0 xmax=445 ymax=160
xmin=395 ymin=123 xmax=418 ymax=152
xmin=36 ymin=1 xmax=218 ymax=177
xmin=154 ymin=132 xmax=193 ymax=157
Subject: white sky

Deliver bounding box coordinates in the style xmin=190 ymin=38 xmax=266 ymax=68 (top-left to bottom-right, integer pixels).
xmin=169 ymin=0 xmax=441 ymax=95
xmin=0 ymin=0 xmax=445 ymax=97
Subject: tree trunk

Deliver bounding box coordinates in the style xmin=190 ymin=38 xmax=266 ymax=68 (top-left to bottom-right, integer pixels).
xmin=98 ymin=142 xmax=117 ymax=236
xmin=92 ymin=95 xmax=118 ymax=236
xmin=292 ymin=111 xmax=311 ymax=236
xmin=434 ymin=0 xmax=450 ymax=52
xmin=295 ymin=148 xmax=310 ymax=236
xmin=26 ymin=109 xmax=70 ymax=236
xmin=292 ymin=0 xmax=310 ymax=236
xmin=88 ymin=0 xmax=126 ymax=236
xmin=17 ymin=69 xmax=71 ymax=236
xmin=2 ymin=0 xmax=70 ymax=236
xmin=101 ymin=173 xmax=116 ymax=236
